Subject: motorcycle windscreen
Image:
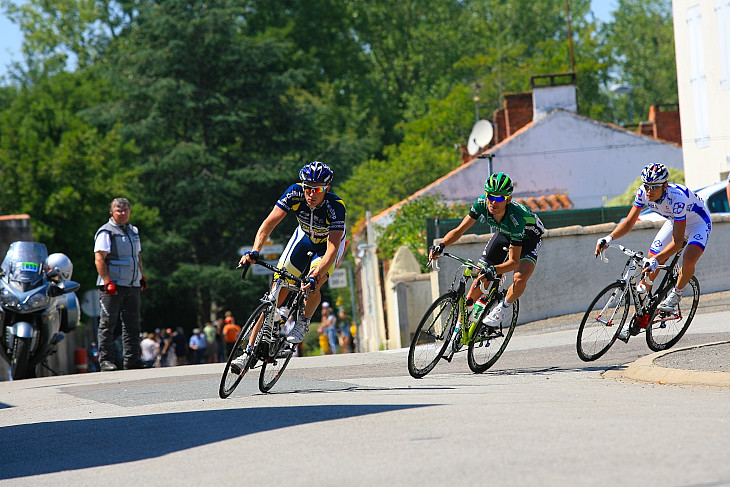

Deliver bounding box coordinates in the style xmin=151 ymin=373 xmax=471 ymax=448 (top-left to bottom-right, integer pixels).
xmin=2 ymin=241 xmax=49 ymax=291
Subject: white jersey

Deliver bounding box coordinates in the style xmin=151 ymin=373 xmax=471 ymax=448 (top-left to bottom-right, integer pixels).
xmin=633 ymin=183 xmax=711 ymax=226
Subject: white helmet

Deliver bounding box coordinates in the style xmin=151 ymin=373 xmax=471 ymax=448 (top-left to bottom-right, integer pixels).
xmin=45 ymin=253 xmax=73 ymax=281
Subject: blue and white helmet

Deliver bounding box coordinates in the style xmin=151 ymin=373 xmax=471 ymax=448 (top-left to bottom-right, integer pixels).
xmin=641 ymin=163 xmax=669 ymax=185
xmin=299 ymin=161 xmax=334 ymax=185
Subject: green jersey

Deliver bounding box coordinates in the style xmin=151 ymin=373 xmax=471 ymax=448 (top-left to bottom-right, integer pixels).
xmin=469 ymin=196 xmax=544 ymax=245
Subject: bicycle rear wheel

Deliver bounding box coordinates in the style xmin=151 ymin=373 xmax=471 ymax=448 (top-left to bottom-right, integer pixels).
xmin=219 ymin=302 xmax=268 ymax=398
xmin=576 ymin=282 xmax=629 ymax=362
xmin=259 ymin=336 xmax=295 ymax=393
xmin=646 ymin=276 xmax=699 ymax=351
xmin=408 ymin=292 xmax=458 ymax=379
xmin=467 ymin=299 xmax=518 ymax=373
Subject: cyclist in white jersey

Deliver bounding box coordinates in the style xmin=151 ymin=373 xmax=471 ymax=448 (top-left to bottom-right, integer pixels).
xmin=595 ymin=163 xmax=711 ymax=337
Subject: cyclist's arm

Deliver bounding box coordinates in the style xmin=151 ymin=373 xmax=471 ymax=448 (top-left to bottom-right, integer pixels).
xmin=310 ymin=229 xmax=344 ymax=282
xmin=240 ymin=206 xmax=287 ymax=265
xmin=494 ymin=244 xmax=521 ymax=275
xmin=595 ymin=205 xmax=642 ymax=254
xmin=431 ymin=215 xmax=477 ymax=258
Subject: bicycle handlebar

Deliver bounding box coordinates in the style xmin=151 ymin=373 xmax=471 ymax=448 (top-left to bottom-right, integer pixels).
xmin=597 ymin=243 xmax=672 ymax=271
xmin=236 ymin=261 xmax=306 ymax=286
xmin=428 ymin=252 xmax=498 ymax=281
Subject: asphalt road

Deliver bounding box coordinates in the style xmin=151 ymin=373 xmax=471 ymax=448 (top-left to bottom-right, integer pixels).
xmin=1 ymin=292 xmax=729 ymax=486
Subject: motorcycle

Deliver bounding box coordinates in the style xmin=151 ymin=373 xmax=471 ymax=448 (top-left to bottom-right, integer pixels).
xmin=0 ymin=241 xmax=80 ymax=380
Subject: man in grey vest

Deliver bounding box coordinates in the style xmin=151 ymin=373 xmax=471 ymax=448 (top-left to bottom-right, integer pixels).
xmin=94 ymin=197 xmax=149 ymax=371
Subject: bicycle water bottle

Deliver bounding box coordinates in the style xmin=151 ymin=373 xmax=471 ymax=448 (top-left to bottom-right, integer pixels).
xmin=636 ymin=283 xmax=648 ymax=307
xmin=470 ymin=296 xmax=488 ymax=326
xmin=276 ymin=306 xmax=290 ymax=322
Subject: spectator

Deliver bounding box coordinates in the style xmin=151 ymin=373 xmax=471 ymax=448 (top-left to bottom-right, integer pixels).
xmin=172 ymin=327 xmax=188 ymax=366
xmin=94 ymin=197 xmax=149 ymax=371
xmin=338 ymin=310 xmax=352 ymax=353
xmin=222 ymin=316 xmax=241 ymax=358
xmin=322 ymin=302 xmax=338 ymax=354
xmin=215 ymin=317 xmax=225 ymax=363
xmin=189 ymin=328 xmax=207 ymax=364
xmin=159 ymin=328 xmax=173 ymax=366
xmin=140 ymin=332 xmax=158 ymax=367
xmin=203 ymin=321 xmax=218 ymax=363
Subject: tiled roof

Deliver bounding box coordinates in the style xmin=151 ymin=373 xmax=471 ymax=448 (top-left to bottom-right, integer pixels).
xmin=514 ymin=194 xmax=573 ymax=213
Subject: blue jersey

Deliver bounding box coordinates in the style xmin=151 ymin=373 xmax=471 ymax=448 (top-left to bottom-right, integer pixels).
xmin=633 ymin=183 xmax=710 ymax=225
xmin=276 ymin=183 xmax=346 ymax=245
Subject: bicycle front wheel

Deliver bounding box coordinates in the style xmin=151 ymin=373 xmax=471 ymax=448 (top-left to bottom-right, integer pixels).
xmin=467 ymin=299 xmax=518 ymax=373
xmin=646 ymin=276 xmax=699 ymax=351
xmin=577 ymin=282 xmax=630 ymax=361
xmin=407 ymin=292 xmax=459 ymax=379
xmin=219 ymin=302 xmax=269 ymax=399
xmin=259 ymin=337 xmax=295 ymax=393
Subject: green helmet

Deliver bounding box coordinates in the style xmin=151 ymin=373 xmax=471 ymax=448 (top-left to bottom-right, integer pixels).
xmin=484 ymin=172 xmax=513 ymax=196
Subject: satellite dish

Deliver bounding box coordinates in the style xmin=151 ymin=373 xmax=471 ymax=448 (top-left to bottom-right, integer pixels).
xmin=467 ymin=120 xmax=494 ymax=156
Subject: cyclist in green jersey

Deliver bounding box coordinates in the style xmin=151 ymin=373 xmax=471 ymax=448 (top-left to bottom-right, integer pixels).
xmin=428 ymin=172 xmax=544 ymax=326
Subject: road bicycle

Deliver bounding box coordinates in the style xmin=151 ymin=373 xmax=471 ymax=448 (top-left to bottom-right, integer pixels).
xmin=576 ymin=242 xmax=699 ymax=361
xmin=219 ymin=259 xmax=310 ymax=397
xmin=407 ymin=252 xmax=518 ymax=378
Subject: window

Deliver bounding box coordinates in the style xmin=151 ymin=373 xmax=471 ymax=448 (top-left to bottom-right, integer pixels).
xmin=687 ymin=5 xmax=710 ymax=147
xmin=717 ymin=0 xmax=730 ymax=90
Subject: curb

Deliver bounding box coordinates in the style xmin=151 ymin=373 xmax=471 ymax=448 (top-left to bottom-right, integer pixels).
xmin=612 ymin=341 xmax=730 ymax=388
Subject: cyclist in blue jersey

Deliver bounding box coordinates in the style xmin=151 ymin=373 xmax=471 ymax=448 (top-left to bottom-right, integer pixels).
xmin=234 ymin=162 xmax=346 ymax=367
xmin=429 ymin=172 xmax=544 ymax=327
xmin=596 ymin=163 xmax=711 ymax=338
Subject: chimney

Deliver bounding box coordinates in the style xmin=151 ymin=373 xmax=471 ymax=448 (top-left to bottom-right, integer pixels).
xmin=649 ymin=104 xmax=682 ymax=145
xmin=530 ymin=73 xmax=578 ymax=122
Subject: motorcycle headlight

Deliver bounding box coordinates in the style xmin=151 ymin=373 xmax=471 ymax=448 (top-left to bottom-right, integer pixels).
xmin=24 ymin=290 xmax=50 ymax=311
xmin=1 ymin=288 xmax=21 ymax=310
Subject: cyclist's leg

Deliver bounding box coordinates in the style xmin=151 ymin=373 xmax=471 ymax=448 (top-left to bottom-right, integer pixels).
xmin=302 ymin=230 xmax=346 ymax=318
xmin=469 ymin=233 xmax=510 ymax=301
xmin=504 ymin=238 xmax=540 ymax=304
xmin=644 ymin=221 xmax=674 ymax=288
xmin=676 ymin=220 xmax=709 ymax=289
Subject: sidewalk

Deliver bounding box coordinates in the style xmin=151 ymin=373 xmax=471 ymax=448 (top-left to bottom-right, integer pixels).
xmin=615 ymin=341 xmax=730 ymax=388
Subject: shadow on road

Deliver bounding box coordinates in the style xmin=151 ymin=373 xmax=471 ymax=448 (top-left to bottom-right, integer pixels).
xmin=0 ymin=403 xmax=430 ymax=480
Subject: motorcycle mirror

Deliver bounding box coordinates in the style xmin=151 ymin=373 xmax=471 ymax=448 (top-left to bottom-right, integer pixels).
xmin=48 ymin=280 xmax=80 ymax=297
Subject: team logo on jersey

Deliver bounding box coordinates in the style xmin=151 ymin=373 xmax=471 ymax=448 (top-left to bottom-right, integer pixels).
xmin=673 ymin=202 xmax=685 ymax=214
xmin=693 ymin=233 xmax=702 ymax=240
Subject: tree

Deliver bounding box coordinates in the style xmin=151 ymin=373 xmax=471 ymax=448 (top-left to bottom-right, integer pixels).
xmin=0 ymin=69 xmax=148 ymax=289
xmin=97 ymin=0 xmax=328 ymax=326
xmin=376 ymin=195 xmax=469 ymax=267
xmin=601 ymin=0 xmax=676 ymax=125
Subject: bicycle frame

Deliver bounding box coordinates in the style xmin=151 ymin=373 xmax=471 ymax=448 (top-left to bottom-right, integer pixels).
xmin=432 ymin=252 xmax=501 ymax=347
xmin=601 ymin=242 xmax=685 ymax=324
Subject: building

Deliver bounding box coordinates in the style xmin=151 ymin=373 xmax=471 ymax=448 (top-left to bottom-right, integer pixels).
xmin=370 ymin=74 xmax=683 ymax=230
xmin=672 ymin=1 xmax=730 ymax=188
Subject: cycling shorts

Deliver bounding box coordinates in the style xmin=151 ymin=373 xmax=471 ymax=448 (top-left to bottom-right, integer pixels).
xmin=277 ymin=226 xmax=347 ymax=278
xmin=649 ymin=218 xmax=711 ymax=255
xmin=478 ymin=232 xmax=541 ymax=267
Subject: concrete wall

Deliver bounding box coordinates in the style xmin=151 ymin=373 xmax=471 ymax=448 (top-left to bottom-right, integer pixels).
xmin=436 ymin=215 xmax=730 ymax=324
xmin=386 ymin=216 xmax=730 ymax=347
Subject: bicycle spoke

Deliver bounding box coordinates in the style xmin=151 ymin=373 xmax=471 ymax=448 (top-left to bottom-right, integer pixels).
xmin=577 ymin=282 xmax=629 ymax=362
xmin=646 ymin=276 xmax=699 ymax=351
xmin=408 ymin=293 xmax=458 ymax=378
xmin=467 ymin=299 xmax=518 ymax=373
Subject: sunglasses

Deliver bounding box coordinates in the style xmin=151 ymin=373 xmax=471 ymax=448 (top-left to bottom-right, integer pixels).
xmin=486 ymin=193 xmax=507 ymax=202
xmin=644 ymin=183 xmax=664 ymax=191
xmin=303 ymin=184 xmax=328 ymax=194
